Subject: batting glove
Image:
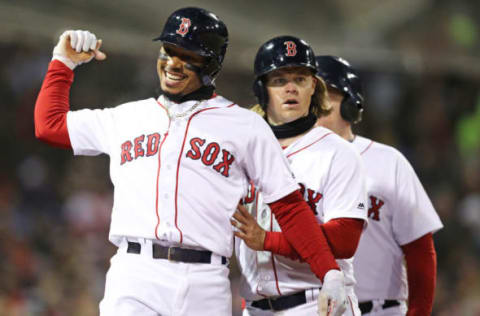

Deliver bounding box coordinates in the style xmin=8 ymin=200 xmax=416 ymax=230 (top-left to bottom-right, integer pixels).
xmin=317 ymin=269 xmax=347 ymax=316
xmin=52 ymin=30 xmax=106 ymax=70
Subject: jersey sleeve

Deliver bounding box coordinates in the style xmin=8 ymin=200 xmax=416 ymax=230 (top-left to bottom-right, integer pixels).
xmin=244 ymin=115 xmax=299 ymax=203
xmin=391 ymin=151 xmax=443 ymax=245
xmin=322 ymin=144 xmax=368 ymax=223
xmin=66 ymin=107 xmax=115 ymax=156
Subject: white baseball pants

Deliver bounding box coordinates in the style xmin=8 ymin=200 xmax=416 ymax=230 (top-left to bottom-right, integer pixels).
xmin=99 ymin=238 xmax=231 ymax=316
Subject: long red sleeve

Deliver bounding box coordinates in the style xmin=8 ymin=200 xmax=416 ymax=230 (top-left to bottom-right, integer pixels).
xmin=34 ymin=60 xmax=73 ymax=148
xmin=268 ymin=190 xmax=339 ymax=282
xmin=321 ymin=218 xmax=364 ymax=258
xmin=401 ymin=233 xmax=436 ymax=316
xmin=263 ymin=230 xmax=300 ymax=260
xmin=264 ymin=218 xmax=364 ymax=259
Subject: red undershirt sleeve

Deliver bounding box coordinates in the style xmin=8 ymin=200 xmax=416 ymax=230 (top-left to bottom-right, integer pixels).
xmin=34 ymin=60 xmax=74 ymax=148
xmin=321 ymin=218 xmax=364 ymax=258
xmin=268 ymin=190 xmax=339 ymax=282
xmin=264 ymin=218 xmax=364 ymax=259
xmin=401 ymin=233 xmax=436 ymax=316
xmin=263 ymin=230 xmax=300 ymax=260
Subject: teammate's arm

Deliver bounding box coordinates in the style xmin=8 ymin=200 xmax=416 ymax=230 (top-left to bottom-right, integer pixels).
xmin=268 ymin=190 xmax=340 ymax=281
xmin=266 ymin=218 xmax=364 ymax=259
xmin=401 ymin=233 xmax=437 ymax=316
xmin=392 ymin=152 xmax=442 ymax=316
xmin=34 ymin=30 xmax=106 ymax=147
xmin=232 ymin=203 xmax=364 ymax=259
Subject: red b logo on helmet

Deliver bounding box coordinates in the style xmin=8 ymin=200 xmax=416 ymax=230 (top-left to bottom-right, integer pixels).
xmin=176 ymin=18 xmax=192 ymax=37
xmin=284 ymin=41 xmax=297 ymax=57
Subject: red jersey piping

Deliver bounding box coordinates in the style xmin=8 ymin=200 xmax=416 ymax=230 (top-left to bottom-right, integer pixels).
xmin=286 ymin=132 xmax=333 ymax=158
xmin=174 ymin=103 xmax=235 ymax=244
xmin=270 ymin=211 xmax=283 ymax=296
xmin=360 ymin=140 xmax=374 ymax=155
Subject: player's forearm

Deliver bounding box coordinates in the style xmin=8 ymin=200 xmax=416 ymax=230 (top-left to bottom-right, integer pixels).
xmin=321 ymin=218 xmax=364 ymax=259
xmin=34 ymin=60 xmax=73 ymax=148
xmin=264 ymin=218 xmax=364 ymax=260
xmin=401 ymin=233 xmax=436 ymax=316
xmin=264 ymin=231 xmax=299 ymax=260
xmin=268 ymin=190 xmax=339 ymax=282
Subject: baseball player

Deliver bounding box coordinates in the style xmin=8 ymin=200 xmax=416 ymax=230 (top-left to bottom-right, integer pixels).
xmin=315 ymin=56 xmax=444 ymax=316
xmin=232 ymin=36 xmax=368 ymax=316
xmin=33 ymin=7 xmax=350 ymax=316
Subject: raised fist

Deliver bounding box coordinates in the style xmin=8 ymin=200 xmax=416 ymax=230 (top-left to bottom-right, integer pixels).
xmin=52 ymin=30 xmax=106 ymax=70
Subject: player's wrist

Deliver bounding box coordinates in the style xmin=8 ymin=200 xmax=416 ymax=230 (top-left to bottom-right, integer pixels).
xmin=263 ymin=231 xmax=277 ymax=252
xmin=259 ymin=229 xmax=266 ymax=250
xmin=52 ymin=55 xmax=77 ymax=70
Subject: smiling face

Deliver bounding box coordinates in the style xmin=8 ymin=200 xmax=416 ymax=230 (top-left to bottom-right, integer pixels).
xmin=265 ymin=66 xmax=317 ymax=125
xmin=157 ymin=43 xmax=206 ymax=97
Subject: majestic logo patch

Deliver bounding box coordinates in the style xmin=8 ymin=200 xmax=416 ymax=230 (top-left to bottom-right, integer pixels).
xmin=176 ymin=18 xmax=192 ymax=37
xmin=284 ymin=41 xmax=297 ymax=57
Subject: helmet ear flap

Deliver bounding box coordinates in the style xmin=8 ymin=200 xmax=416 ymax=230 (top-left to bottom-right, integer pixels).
xmin=340 ymin=95 xmax=363 ymax=124
xmin=253 ymin=79 xmax=268 ymax=111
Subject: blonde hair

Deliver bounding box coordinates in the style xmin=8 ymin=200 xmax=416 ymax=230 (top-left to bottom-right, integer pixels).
xmin=311 ymin=76 xmax=331 ymax=117
xmin=251 ymin=75 xmax=331 ymax=118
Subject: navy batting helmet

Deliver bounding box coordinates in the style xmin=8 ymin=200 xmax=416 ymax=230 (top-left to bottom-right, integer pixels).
xmin=315 ymin=55 xmax=364 ymax=124
xmin=154 ymin=7 xmax=228 ymax=85
xmin=253 ymin=36 xmax=317 ymax=107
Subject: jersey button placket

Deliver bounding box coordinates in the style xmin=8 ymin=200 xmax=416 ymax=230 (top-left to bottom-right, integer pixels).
xmin=156 ymin=119 xmax=178 ymax=242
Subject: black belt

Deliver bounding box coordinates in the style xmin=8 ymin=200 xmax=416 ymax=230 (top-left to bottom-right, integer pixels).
xmin=359 ymin=300 xmax=400 ymax=314
xmin=126 ymin=241 xmax=227 ymax=265
xmin=251 ymin=290 xmax=314 ymax=311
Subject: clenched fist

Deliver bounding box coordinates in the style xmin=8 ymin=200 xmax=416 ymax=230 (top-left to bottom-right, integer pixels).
xmin=52 ymin=30 xmax=107 ymax=70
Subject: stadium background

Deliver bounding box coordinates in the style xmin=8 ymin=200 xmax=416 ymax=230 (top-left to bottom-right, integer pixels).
xmin=1 ymin=1 xmax=479 ymax=315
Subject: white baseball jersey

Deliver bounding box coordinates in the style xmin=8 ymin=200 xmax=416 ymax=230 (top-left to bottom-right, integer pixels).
xmin=66 ymin=94 xmax=299 ymax=258
xmin=236 ymin=126 xmax=368 ymax=301
xmin=351 ymin=135 xmax=443 ymax=302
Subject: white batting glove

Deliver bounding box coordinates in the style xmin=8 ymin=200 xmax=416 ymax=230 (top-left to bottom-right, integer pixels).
xmin=317 ymin=270 xmax=347 ymax=316
xmin=52 ymin=30 xmax=106 ymax=70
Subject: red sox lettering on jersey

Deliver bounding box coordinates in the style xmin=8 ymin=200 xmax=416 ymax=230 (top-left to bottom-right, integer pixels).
xmin=244 ymin=181 xmax=322 ymax=213
xmin=119 ymin=134 xmax=235 ymax=177
xmin=185 ymin=137 xmax=235 ymax=177
xmin=368 ymin=195 xmax=384 ymax=221
xmin=298 ymin=183 xmax=323 ymax=215
xmin=120 ymin=133 xmax=162 ymax=165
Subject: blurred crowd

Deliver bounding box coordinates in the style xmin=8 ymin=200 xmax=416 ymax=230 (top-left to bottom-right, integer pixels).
xmin=1 ymin=36 xmax=479 ymax=316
